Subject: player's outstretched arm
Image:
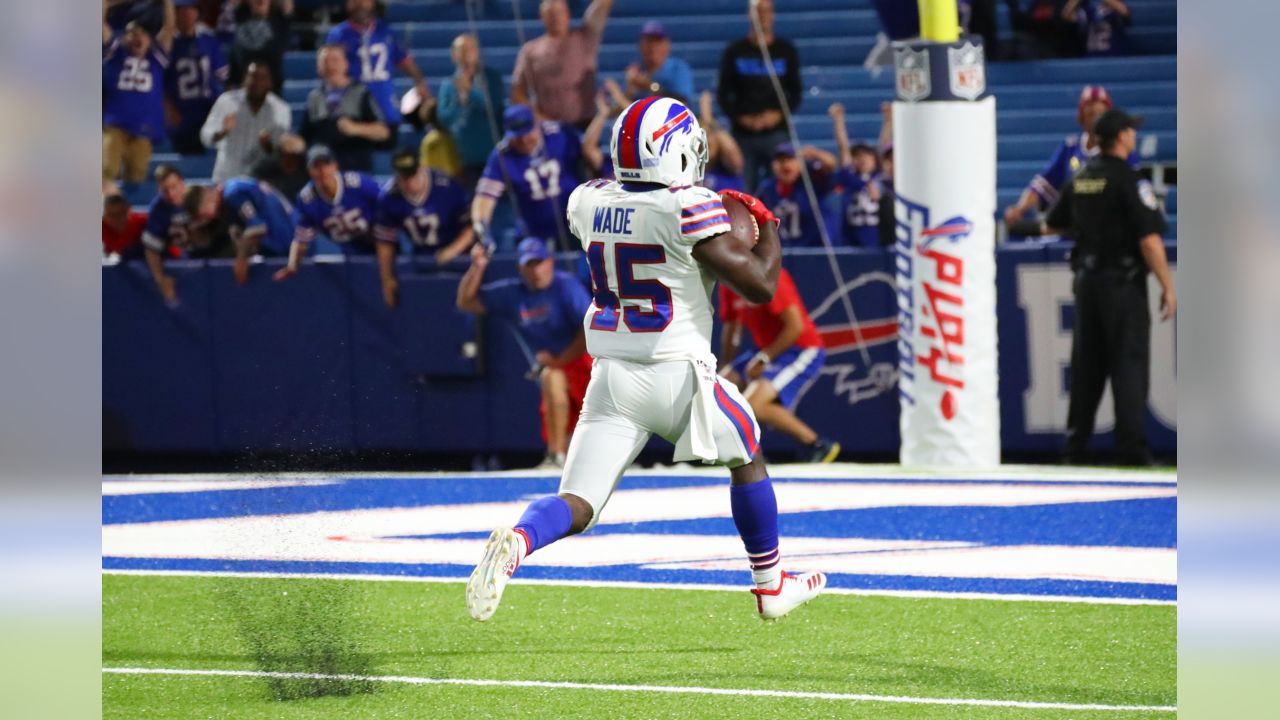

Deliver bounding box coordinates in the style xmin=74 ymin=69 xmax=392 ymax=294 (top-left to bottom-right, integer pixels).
xmin=692 ymin=195 xmax=781 ymax=304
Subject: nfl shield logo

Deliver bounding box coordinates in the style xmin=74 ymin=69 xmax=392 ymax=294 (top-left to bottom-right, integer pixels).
xmin=894 ymin=46 xmax=931 ymax=102
xmin=947 ymin=42 xmax=985 ymax=101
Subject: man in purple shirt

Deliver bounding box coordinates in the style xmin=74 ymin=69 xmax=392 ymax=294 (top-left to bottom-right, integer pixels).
xmin=511 ymin=0 xmax=615 ymax=128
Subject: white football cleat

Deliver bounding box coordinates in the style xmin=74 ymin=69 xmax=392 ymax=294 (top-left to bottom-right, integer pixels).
xmin=466 ymin=528 xmax=523 ymax=622
xmin=750 ymin=570 xmax=827 ymax=621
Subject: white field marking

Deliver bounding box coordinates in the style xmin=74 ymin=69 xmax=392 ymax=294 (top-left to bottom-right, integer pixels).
xmin=101 ymin=464 xmax=1177 ymax=484
xmin=101 ymin=483 xmax=1176 ymax=580
xmin=102 ymin=569 xmax=1177 ymax=606
xmin=100 ymin=666 xmax=1177 ymax=713
xmin=102 ymin=479 xmax=338 ymax=496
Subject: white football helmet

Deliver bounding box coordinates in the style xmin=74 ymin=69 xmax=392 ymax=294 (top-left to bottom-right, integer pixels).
xmin=610 ymin=96 xmax=708 ymax=187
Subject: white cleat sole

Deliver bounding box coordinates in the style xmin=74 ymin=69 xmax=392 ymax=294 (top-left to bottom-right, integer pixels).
xmin=466 ymin=528 xmax=520 ymax=622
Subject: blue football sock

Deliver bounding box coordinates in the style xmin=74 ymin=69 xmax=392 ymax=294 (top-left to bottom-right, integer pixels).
xmin=513 ymin=495 xmax=573 ymax=555
xmin=730 ymin=478 xmax=781 ymax=585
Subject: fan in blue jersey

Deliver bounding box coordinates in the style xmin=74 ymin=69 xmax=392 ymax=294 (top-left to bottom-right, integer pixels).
xmin=754 ymin=143 xmax=838 ymax=248
xmin=472 ymin=105 xmax=584 ymax=251
xmin=273 ymin=145 xmax=382 ymax=282
xmin=372 ymin=148 xmax=476 ymax=307
xmin=1066 ymin=0 xmax=1132 ymax=57
xmin=828 ymin=103 xmax=886 ymax=247
xmin=102 ymin=0 xmax=175 ymax=186
xmin=1004 ymin=85 xmax=1140 ymax=233
xmin=184 ymin=177 xmax=295 ymax=285
xmin=140 ymin=165 xmax=200 ymax=306
xmin=325 ymin=0 xmax=431 ymax=126
xmin=166 ymin=0 xmax=228 ymax=155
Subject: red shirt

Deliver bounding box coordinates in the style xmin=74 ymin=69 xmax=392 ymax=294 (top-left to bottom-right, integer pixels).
xmin=719 ymin=268 xmax=823 ymax=350
xmin=102 ymin=211 xmax=148 ymax=256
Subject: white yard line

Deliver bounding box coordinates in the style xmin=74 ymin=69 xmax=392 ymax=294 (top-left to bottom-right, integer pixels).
xmin=102 ymin=568 xmax=1176 ymax=606
xmin=101 ymin=666 xmax=1176 ymax=713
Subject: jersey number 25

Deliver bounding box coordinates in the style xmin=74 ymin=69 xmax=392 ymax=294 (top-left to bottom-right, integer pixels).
xmin=586 ymin=242 xmax=672 ymax=333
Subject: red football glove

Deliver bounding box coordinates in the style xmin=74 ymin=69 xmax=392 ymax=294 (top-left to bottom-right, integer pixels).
xmin=719 ymin=189 xmax=778 ymax=227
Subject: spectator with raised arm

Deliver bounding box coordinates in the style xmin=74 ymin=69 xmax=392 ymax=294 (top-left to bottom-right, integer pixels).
xmin=201 ymin=62 xmax=291 ymax=183
xmin=437 ymin=33 xmax=507 ymax=189
xmin=716 ymin=0 xmax=801 ymax=189
xmin=229 ymin=0 xmax=292 ymax=92
xmin=1064 ymin=0 xmax=1132 ymax=57
xmin=326 ymin=0 xmax=431 ymax=127
xmin=165 ymin=0 xmax=228 ymax=155
xmin=301 ymin=44 xmax=390 ymax=173
xmin=511 ymin=0 xmax=615 ymax=128
xmin=456 ymin=238 xmax=593 ymax=470
xmin=624 ymin=22 xmax=695 ymax=105
xmin=830 ymin=102 xmax=886 ymax=248
xmin=755 ymin=143 xmax=838 ymax=248
xmin=103 ymin=0 xmax=175 ymax=186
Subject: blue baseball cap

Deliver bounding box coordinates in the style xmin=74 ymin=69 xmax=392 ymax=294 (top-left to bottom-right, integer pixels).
xmin=173 ymin=0 xmax=199 ymax=7
xmin=517 ymin=237 xmax=551 ymax=265
xmin=773 ymin=142 xmax=797 ymax=158
xmin=504 ymin=105 xmax=536 ymax=139
xmin=640 ymin=21 xmax=668 ymax=39
xmin=305 ymin=144 xmax=335 ymax=167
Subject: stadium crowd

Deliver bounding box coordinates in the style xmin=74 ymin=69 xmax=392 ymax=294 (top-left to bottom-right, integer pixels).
xmin=101 ymin=0 xmax=1162 ymax=465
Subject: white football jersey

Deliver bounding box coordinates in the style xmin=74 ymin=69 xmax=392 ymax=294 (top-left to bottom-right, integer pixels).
xmin=566 ymin=180 xmax=731 ymax=364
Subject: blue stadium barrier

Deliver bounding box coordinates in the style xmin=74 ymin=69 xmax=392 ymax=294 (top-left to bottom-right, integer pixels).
xmin=103 ymin=245 xmax=1176 ymax=457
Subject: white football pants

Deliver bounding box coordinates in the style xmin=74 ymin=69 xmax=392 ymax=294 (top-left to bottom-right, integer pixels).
xmin=559 ymin=357 xmax=760 ymax=529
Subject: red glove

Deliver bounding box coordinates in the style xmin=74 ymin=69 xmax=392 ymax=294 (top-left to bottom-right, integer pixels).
xmin=719 ymin=189 xmax=778 ymax=227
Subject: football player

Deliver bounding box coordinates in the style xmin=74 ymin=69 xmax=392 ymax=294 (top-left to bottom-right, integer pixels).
xmin=467 ymin=96 xmax=827 ymax=623
xmin=720 ymin=267 xmax=840 ymax=463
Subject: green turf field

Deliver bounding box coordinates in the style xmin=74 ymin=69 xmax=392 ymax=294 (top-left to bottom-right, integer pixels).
xmin=103 ymin=574 xmax=1175 ymax=718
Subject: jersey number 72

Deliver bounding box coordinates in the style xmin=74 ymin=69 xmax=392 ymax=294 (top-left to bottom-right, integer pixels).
xmin=586 ymin=242 xmax=672 ymax=333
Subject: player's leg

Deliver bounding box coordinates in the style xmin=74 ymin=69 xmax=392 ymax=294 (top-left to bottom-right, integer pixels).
xmin=539 ymin=366 xmax=571 ymax=464
xmin=467 ymin=360 xmax=650 ymax=621
xmin=710 ymin=377 xmax=827 ymax=620
xmin=744 ymin=348 xmax=840 ymax=463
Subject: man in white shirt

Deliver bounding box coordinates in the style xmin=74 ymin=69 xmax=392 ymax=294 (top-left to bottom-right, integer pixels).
xmin=201 ymin=62 xmax=291 ymax=182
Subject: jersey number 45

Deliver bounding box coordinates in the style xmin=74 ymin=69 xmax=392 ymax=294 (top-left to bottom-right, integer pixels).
xmin=586 ymin=242 xmax=673 ymax=333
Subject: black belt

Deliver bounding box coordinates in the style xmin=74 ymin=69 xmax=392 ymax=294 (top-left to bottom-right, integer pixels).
xmin=1073 ymin=254 xmax=1140 ymax=272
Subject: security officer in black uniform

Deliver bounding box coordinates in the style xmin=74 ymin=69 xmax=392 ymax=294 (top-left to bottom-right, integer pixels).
xmin=1043 ymin=108 xmax=1176 ymax=465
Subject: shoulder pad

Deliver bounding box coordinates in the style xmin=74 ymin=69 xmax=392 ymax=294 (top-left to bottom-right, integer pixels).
xmin=299 ymin=184 xmax=315 ymax=202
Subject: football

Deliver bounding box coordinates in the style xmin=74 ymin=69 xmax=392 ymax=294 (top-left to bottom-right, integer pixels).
xmin=720 ymin=193 xmax=760 ymax=249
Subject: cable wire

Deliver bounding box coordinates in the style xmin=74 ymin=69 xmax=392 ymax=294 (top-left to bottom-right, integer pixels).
xmin=747 ymin=4 xmax=874 ymax=369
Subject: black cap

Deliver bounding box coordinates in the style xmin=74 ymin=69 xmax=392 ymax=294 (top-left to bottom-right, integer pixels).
xmin=391 ymin=147 xmax=420 ymax=176
xmin=1092 ymin=108 xmax=1144 ymax=144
